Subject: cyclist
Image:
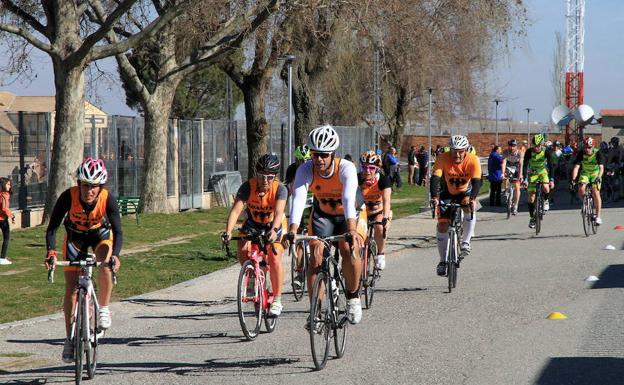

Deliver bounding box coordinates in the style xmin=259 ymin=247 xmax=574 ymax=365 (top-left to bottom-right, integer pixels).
xmin=284 ymin=145 xmax=312 ymax=289
xmin=44 ymin=157 xmax=122 ymax=363
xmin=570 ymin=137 xmax=604 ymax=224
xmin=501 ymin=139 xmax=523 ymax=215
xmin=522 ymin=134 xmax=555 ymax=229
xmin=285 ymin=124 xmax=367 ymax=325
xmin=358 ymin=151 xmax=392 ymax=270
xmin=223 ymin=154 xmax=287 ymax=316
xmin=430 ymin=135 xmax=482 ymax=276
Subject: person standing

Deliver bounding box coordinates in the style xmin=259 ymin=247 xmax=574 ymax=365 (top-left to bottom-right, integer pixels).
xmin=0 ymin=178 xmax=16 ymax=265
xmin=417 ymin=146 xmax=429 ymax=186
xmin=488 ymin=145 xmax=504 ymax=206
xmin=386 ymin=147 xmax=402 ymax=190
xmin=407 ymin=146 xmax=418 ymax=185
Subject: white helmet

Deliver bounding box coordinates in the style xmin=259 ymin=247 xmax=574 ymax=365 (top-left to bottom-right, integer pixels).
xmin=77 ymin=157 xmax=108 ymax=185
xmin=449 ymin=135 xmax=469 ymax=150
xmin=307 ymin=124 xmax=340 ymax=153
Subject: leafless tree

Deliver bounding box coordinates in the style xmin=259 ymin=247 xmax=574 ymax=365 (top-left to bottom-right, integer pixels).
xmin=0 ymin=0 xmax=191 ymax=221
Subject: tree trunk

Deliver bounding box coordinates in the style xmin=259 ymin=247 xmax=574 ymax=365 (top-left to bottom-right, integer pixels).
xmin=390 ymin=86 xmax=408 ymax=149
xmin=140 ymin=83 xmax=178 ymax=213
xmin=243 ymin=78 xmax=271 ymax=177
xmin=43 ymin=63 xmax=85 ymax=223
xmin=292 ymin=64 xmax=320 ymax=146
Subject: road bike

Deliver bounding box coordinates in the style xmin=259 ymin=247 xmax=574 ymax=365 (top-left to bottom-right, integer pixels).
xmin=224 ymin=228 xmax=278 ymax=341
xmin=47 ymin=253 xmax=117 ymax=385
xmin=433 ymin=202 xmax=472 ymax=293
xmin=289 ymin=227 xmax=309 ymax=302
xmin=360 ymin=220 xmax=385 ymax=309
xmin=503 ymin=166 xmax=519 ymax=219
xmin=294 ymin=233 xmax=352 ymax=370
xmin=581 ymin=182 xmax=598 ymax=236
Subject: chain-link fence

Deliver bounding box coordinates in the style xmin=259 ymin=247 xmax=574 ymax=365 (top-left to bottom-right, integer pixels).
xmin=0 ymin=111 xmax=375 ymax=212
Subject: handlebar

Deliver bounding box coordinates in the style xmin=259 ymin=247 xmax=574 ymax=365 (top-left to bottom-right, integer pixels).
xmin=367 ymin=220 xmax=387 ymax=239
xmin=223 ymin=228 xmax=277 ymax=256
xmin=47 ymin=256 xmax=117 ymax=285
xmin=430 ymin=201 xmax=474 ymax=220
xmin=293 ymin=233 xmax=355 ymax=259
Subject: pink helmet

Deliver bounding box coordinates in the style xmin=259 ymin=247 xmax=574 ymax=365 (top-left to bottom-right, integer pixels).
xmin=77 ymin=157 xmax=108 ymax=185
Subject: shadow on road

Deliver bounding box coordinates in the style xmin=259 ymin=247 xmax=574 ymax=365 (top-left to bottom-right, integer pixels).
xmin=126 ymin=297 xmax=237 ymax=307
xmin=534 ymin=356 xmax=624 ymax=385
xmin=591 ymin=264 xmax=624 ymax=289
xmin=472 ymin=232 xmax=583 ymax=243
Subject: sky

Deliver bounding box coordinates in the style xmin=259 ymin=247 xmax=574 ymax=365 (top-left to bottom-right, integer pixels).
xmin=1 ymin=1 xmax=623 ymax=124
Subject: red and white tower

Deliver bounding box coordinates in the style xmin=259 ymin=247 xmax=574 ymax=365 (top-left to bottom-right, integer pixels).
xmin=565 ymin=0 xmax=585 ymax=144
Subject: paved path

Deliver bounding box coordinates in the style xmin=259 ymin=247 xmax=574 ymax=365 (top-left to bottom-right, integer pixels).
xmin=2 ymin=189 xmax=624 ymax=384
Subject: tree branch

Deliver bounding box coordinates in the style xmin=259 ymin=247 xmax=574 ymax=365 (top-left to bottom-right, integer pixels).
xmin=0 ymin=23 xmax=53 ymax=54
xmin=0 ymin=0 xmax=47 ymax=36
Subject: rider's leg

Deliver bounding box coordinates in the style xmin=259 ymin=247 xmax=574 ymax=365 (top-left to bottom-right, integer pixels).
xmin=527 ymin=191 xmax=536 ymax=217
xmin=307 ymin=241 xmax=324 ymax=301
xmin=513 ymin=181 xmax=521 ymax=209
xmin=63 ymin=270 xmax=80 ymax=337
xmin=268 ymin=245 xmax=284 ymax=297
xmin=592 ymin=183 xmax=602 ymax=218
xmin=436 ymin=222 xmax=450 ymax=262
xmin=94 ymin=241 xmax=113 ymax=307
xmin=578 ymin=183 xmax=586 ymax=202
xmin=460 ymin=199 xmax=476 ymax=248
xmin=339 ymin=237 xmax=362 ymax=293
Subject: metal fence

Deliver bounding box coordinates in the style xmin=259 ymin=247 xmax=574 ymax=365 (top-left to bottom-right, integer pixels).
xmin=0 ymin=111 xmax=375 ymax=212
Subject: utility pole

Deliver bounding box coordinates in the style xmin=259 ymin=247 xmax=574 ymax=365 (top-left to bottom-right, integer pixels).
xmin=427 ymin=88 xmax=433 ymax=202
xmin=525 ymin=108 xmax=533 ymax=143
xmin=494 ymin=99 xmax=500 ymax=145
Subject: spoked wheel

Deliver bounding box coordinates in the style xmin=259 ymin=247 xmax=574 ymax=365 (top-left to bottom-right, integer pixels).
xmin=290 ymin=243 xmax=306 ymax=301
xmin=582 ymin=197 xmax=591 ymax=237
xmin=534 ymin=193 xmax=542 ymax=236
xmin=333 ymin=274 xmax=348 ymax=359
xmin=588 ymin=195 xmax=597 ymax=235
xmin=86 ymin=299 xmax=98 ymax=380
xmin=309 ymin=272 xmax=330 ymax=371
xmin=506 ymin=188 xmax=513 ymax=219
xmin=237 ymin=260 xmax=263 ymax=340
xmin=74 ymin=293 xmax=85 ymax=385
xmin=363 ymin=240 xmax=377 ymax=309
xmin=264 ymin=271 xmax=278 ymax=333
xmin=447 ymin=232 xmax=458 ymax=293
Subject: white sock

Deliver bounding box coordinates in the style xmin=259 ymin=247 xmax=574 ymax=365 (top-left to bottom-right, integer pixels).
xmin=461 ymin=212 xmax=476 ymax=245
xmin=437 ymin=231 xmax=449 ymax=263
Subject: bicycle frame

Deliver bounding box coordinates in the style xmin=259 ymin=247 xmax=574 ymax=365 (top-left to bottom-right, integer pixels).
xmin=244 ymin=244 xmax=273 ymax=308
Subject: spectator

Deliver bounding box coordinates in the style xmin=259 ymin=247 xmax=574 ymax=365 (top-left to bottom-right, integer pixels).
xmin=416 ymin=145 xmax=429 ymax=186
xmin=344 ymin=154 xmax=353 ymax=162
xmin=488 ymin=145 xmax=504 ymax=206
xmin=382 ymin=145 xmax=393 ymax=176
xmin=386 ymin=147 xmax=402 ymax=190
xmin=407 ymin=146 xmax=418 ymax=185
xmin=0 ymin=177 xmax=15 ymax=265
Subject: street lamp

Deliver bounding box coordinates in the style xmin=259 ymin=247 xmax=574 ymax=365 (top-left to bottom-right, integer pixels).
xmin=285 ymin=55 xmax=295 ymax=166
xmin=525 ymin=108 xmax=533 ymax=144
xmin=427 ymin=87 xmax=433 ymax=201
xmin=494 ymin=99 xmax=500 ymax=145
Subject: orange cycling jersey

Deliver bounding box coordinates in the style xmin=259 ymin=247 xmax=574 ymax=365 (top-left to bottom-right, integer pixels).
xmin=245 ymin=179 xmax=281 ymax=224
xmin=359 ymin=174 xmax=391 ymax=215
xmin=65 ymin=186 xmax=109 ymax=232
xmin=310 ymin=157 xmax=344 ymax=216
xmin=432 ymin=152 xmax=482 ymax=195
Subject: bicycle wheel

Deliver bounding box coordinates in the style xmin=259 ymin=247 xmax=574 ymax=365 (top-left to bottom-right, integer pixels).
xmin=506 ymin=187 xmax=513 ymax=219
xmin=309 ymin=272 xmax=330 ymax=370
xmin=365 ymin=240 xmax=378 ymax=309
xmin=291 ymin=243 xmax=305 ymax=301
xmin=237 ymin=260 xmax=263 ymax=340
xmin=86 ymin=298 xmax=98 ymax=379
xmin=588 ymin=195 xmax=597 ymax=235
xmin=534 ymin=192 xmax=542 ymax=236
xmin=333 ymin=274 xmax=348 ymax=359
xmin=582 ymin=195 xmax=591 ymax=237
xmin=74 ymin=292 xmax=85 ymax=385
xmin=447 ymin=231 xmax=457 ymax=293
xmin=264 ymin=270 xmax=278 ymax=333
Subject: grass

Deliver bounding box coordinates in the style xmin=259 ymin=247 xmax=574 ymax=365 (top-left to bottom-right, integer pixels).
xmin=0 ymin=352 xmax=33 ymax=358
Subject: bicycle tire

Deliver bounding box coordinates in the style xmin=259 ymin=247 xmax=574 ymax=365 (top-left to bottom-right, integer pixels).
xmin=74 ymin=292 xmax=84 ymax=385
xmin=367 ymin=240 xmax=378 ymax=308
xmin=588 ymin=194 xmax=597 ymax=235
xmin=534 ymin=190 xmax=542 ymax=236
xmin=86 ymin=297 xmax=98 ymax=379
xmin=309 ymin=272 xmax=330 ymax=370
xmin=291 ymin=243 xmax=305 ymax=301
xmin=506 ymin=187 xmax=513 ymax=219
xmin=333 ymin=274 xmax=348 ymax=358
xmin=237 ymin=260 xmax=263 ymax=340
xmin=447 ymin=231 xmax=456 ymax=293
xmin=264 ymin=270 xmax=278 ymax=333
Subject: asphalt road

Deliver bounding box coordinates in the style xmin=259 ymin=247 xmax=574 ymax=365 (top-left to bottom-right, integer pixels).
xmin=2 ymin=188 xmax=624 ymax=385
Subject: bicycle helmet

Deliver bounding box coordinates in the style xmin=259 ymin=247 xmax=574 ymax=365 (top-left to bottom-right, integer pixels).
xmin=532 ymin=133 xmax=545 ymax=146
xmin=507 ymin=139 xmax=518 ymax=146
xmin=360 ymin=150 xmax=381 ymax=166
xmin=255 ymin=154 xmax=280 ymax=174
xmin=77 ymin=157 xmax=108 ymax=185
xmin=294 ymin=145 xmax=311 ymax=161
xmin=583 ymin=136 xmax=594 ymax=148
xmin=307 ymin=124 xmax=339 ymax=153
xmin=449 ymin=135 xmax=469 ymax=150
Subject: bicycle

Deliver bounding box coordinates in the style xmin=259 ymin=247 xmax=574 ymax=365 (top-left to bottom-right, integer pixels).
xmin=223 ymin=227 xmax=278 ymax=341
xmin=432 ymin=202 xmax=472 ymax=293
xmin=581 ymin=182 xmax=598 ymax=236
xmin=47 ymin=253 xmax=117 ymax=385
xmin=360 ymin=220 xmax=385 ymax=309
xmin=289 ymin=227 xmax=309 ymax=302
xmin=294 ymin=233 xmax=353 ymax=371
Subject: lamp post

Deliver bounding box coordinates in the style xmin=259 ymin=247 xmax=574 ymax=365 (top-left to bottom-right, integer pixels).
xmin=285 ymin=55 xmax=295 ymax=166
xmin=494 ymin=99 xmax=500 ymax=145
xmin=525 ymin=108 xmax=532 ymax=144
xmin=427 ymin=87 xmax=433 ymax=202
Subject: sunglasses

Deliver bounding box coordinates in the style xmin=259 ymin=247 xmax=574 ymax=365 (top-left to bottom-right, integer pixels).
xmin=257 ymin=174 xmax=276 ymax=181
xmin=311 ymin=152 xmax=331 ymax=159
xmin=362 ymin=165 xmax=378 ymax=172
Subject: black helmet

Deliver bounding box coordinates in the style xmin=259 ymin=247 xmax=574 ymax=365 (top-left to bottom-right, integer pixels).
xmin=255 ymin=154 xmax=280 ymax=174
xmin=610 ymin=136 xmax=620 ymax=146
xmin=507 ymin=139 xmax=517 ymax=146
